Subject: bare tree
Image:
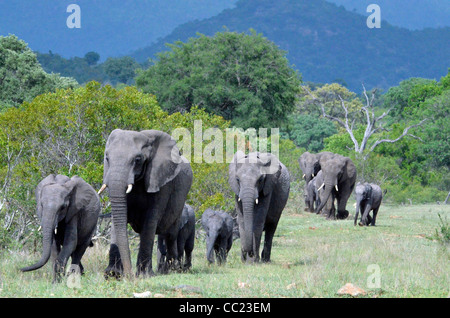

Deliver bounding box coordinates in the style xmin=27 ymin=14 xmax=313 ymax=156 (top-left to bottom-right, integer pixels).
xmin=303 ymin=84 xmax=427 ymax=158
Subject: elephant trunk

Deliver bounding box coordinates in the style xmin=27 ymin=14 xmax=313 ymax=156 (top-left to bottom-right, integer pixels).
xmin=108 ymin=179 xmax=133 ymax=277
xmin=240 ymin=189 xmax=256 ymax=262
xmin=206 ymin=229 xmax=219 ymax=264
xmin=354 ymin=196 xmax=362 ymax=226
xmin=21 ymin=213 xmax=56 ymax=272
xmin=315 ymin=181 xmax=335 ymax=214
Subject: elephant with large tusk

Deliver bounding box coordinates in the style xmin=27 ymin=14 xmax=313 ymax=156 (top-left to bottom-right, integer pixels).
xmin=314 ymin=152 xmax=356 ymax=220
xmin=100 ymin=129 xmax=192 ymax=279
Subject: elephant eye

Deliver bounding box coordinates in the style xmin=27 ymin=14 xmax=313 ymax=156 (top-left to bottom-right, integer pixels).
xmin=135 ymin=155 xmax=143 ymax=164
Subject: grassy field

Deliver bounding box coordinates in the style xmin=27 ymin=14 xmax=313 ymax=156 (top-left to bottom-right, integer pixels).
xmin=0 ymin=201 xmax=448 ymax=298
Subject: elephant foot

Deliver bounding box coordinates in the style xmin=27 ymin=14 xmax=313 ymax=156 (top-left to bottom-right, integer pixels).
xmin=104 ymin=263 xmax=124 ymax=280
xmin=337 ymin=210 xmax=349 ymax=220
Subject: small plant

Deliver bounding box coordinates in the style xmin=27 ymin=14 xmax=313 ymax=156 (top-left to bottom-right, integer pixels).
xmin=430 ymin=213 xmax=450 ymax=245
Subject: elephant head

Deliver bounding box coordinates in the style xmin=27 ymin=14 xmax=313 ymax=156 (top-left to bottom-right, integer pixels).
xmin=298 ymin=152 xmax=320 ymax=184
xmin=21 ymin=174 xmax=90 ymax=272
xmin=99 ymin=129 xmax=185 ymax=276
xmin=228 ymin=151 xmax=282 ymax=261
xmin=314 ymin=153 xmax=356 ymax=219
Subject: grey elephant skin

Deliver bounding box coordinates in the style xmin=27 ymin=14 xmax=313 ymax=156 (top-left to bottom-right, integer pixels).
xmin=229 ymin=151 xmax=290 ymax=263
xmin=158 ymin=204 xmax=195 ymax=272
xmin=298 ymin=151 xmax=333 ymax=211
xmin=201 ymin=209 xmax=233 ymax=265
xmin=305 ymin=175 xmax=319 ymax=213
xmin=100 ymin=129 xmax=193 ymax=278
xmin=313 ymin=170 xmax=337 ymax=218
xmin=314 ymin=152 xmax=356 ymax=220
xmin=21 ymin=174 xmax=100 ymax=282
xmin=355 ymin=183 xmax=383 ymax=226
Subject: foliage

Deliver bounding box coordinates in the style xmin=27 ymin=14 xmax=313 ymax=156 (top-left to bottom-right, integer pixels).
xmin=37 ymin=51 xmax=142 ymax=86
xmin=284 ymin=114 xmax=337 ymax=152
xmin=102 ymin=56 xmax=141 ymax=85
xmin=0 ymin=35 xmax=78 ymax=110
xmin=131 ymin=0 xmax=450 ymax=92
xmin=136 ymin=30 xmax=302 ymax=129
xmin=0 ymin=83 xmax=233 ymax=248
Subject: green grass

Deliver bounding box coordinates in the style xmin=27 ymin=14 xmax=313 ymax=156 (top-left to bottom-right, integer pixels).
xmin=0 ymin=202 xmax=448 ymax=298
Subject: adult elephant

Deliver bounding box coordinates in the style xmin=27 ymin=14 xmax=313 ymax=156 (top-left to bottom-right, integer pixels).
xmin=314 ymin=153 xmax=356 ymax=219
xmin=228 ymin=151 xmax=290 ymax=263
xmin=298 ymin=151 xmax=333 ymax=211
xmin=21 ymin=174 xmax=100 ymax=282
xmin=99 ymin=129 xmax=192 ymax=278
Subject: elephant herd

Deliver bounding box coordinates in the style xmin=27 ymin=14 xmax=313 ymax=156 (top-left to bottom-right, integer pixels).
xmin=19 ymin=129 xmax=384 ymax=283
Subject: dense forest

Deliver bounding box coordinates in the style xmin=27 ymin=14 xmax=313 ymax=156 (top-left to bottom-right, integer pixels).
xmin=0 ymin=29 xmax=448 ymax=249
xmin=130 ymin=0 xmax=450 ymax=91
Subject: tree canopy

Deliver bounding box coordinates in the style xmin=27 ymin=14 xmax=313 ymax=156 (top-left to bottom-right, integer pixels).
xmin=0 ymin=35 xmax=77 ymax=110
xmin=136 ymin=30 xmax=302 ymax=129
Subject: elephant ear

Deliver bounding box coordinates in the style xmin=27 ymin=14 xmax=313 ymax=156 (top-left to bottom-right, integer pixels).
xmin=35 ymin=174 xmax=57 ymax=220
xmin=64 ymin=176 xmax=94 ymax=222
xmin=141 ymin=130 xmax=183 ymax=193
xmin=228 ymin=151 xmax=245 ymax=196
xmin=260 ymin=154 xmax=282 ymax=197
xmin=364 ymin=184 xmax=373 ymax=200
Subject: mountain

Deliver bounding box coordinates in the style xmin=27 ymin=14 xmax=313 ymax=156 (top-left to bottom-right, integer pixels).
xmin=130 ymin=0 xmax=450 ymax=91
xmin=327 ymin=0 xmax=450 ymax=30
xmin=0 ymin=0 xmax=238 ymax=59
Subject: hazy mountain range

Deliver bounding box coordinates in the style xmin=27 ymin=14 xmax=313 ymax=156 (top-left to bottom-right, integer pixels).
xmin=1 ymin=0 xmax=449 ymax=91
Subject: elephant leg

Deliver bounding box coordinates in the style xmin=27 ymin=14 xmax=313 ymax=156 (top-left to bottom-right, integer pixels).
xmin=261 ymin=223 xmax=277 ymax=262
xmin=54 ymin=221 xmax=78 ymax=283
xmin=371 ymin=207 xmax=379 ymax=226
xmin=164 ymin=232 xmax=179 ymax=272
xmin=217 ymin=239 xmax=228 ymax=265
xmin=70 ymin=239 xmax=91 ymax=275
xmin=359 ymin=204 xmax=372 ymax=226
xmin=104 ymin=221 xmax=123 ymax=279
xmin=336 ymin=186 xmax=351 ymax=219
xmin=136 ymin=219 xmax=158 ymax=277
xmin=157 ymin=235 xmax=167 ymax=274
xmin=183 ymin=241 xmax=193 ymax=271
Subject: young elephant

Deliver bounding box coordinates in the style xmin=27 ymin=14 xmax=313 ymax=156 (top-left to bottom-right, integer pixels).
xmin=157 ymin=204 xmax=195 ymax=272
xmin=354 ymin=183 xmax=383 ymax=226
xmin=21 ymin=174 xmax=100 ymax=282
xmin=201 ymin=209 xmax=234 ymax=265
xmin=305 ymin=176 xmax=319 ymax=212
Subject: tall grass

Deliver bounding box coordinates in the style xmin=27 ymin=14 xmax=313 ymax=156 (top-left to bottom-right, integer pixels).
xmin=0 ymin=203 xmax=448 ymax=298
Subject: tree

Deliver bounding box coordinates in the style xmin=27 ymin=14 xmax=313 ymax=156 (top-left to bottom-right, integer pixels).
xmin=103 ymin=56 xmax=140 ymax=85
xmin=304 ymin=83 xmax=427 ymax=157
xmin=84 ymin=51 xmax=100 ymax=66
xmin=0 ymin=35 xmax=78 ymax=110
xmin=136 ymin=30 xmax=302 ymax=129
xmin=284 ymin=114 xmax=337 ymax=152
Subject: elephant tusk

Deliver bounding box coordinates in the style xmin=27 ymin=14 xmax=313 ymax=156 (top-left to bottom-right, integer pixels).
xmin=255 ymin=198 xmax=258 ymax=205
xmin=302 ymin=174 xmax=306 ymax=179
xmin=98 ymin=184 xmax=107 ymax=194
xmin=238 ymin=197 xmax=241 ymax=202
xmin=335 ymin=185 xmax=339 ymax=191
xmin=318 ymin=183 xmax=325 ymax=191
xmin=126 ymin=184 xmax=133 ymax=194
xmin=312 ymin=173 xmax=315 ymax=177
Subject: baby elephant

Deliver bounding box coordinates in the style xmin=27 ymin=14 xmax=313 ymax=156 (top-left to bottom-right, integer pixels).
xmin=201 ymin=209 xmax=233 ymax=265
xmin=157 ymin=204 xmax=195 ymax=272
xmin=21 ymin=174 xmax=100 ymax=282
xmin=354 ymin=183 xmax=383 ymax=226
